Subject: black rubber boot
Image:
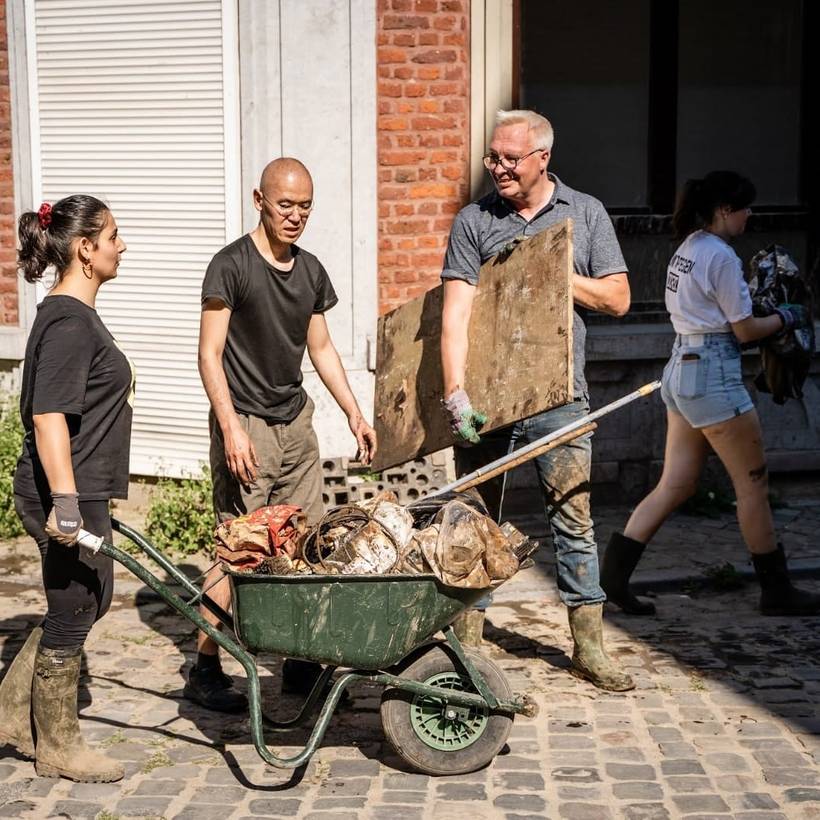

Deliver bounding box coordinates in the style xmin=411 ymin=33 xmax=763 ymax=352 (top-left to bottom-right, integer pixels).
xmin=281 ymin=659 xmax=325 ymax=695
xmin=184 ymin=663 xmax=248 ymax=713
xmin=600 ymin=532 xmax=656 ymax=616
xmin=752 ymin=544 xmax=820 ymax=616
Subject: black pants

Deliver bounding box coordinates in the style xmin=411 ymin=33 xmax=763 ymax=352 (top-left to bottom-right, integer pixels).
xmin=14 ymin=494 xmax=113 ymax=650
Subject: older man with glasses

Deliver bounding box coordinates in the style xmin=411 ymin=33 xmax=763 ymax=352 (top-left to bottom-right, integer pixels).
xmin=440 ymin=109 xmax=634 ymax=691
xmin=186 ymin=157 xmax=377 ymax=712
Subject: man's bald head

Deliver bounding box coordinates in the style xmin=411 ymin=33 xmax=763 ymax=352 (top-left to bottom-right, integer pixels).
xmin=259 ymin=157 xmax=312 ymax=194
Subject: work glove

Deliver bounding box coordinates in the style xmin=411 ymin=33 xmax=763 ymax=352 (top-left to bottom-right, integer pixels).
xmin=443 ymin=389 xmax=488 ymax=444
xmin=774 ymin=303 xmax=810 ymax=333
xmin=44 ymin=492 xmax=83 ymax=547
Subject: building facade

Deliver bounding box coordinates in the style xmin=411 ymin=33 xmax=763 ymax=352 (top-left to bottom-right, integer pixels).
xmin=1 ymin=0 xmax=817 ymax=498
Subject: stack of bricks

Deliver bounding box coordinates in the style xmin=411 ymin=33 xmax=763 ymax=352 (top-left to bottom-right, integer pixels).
xmin=377 ymin=0 xmax=470 ymax=316
xmin=0 ymin=1 xmax=17 ymax=327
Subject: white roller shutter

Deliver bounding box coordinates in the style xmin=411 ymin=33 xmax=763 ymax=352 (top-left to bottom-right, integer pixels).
xmin=27 ymin=0 xmax=240 ymax=476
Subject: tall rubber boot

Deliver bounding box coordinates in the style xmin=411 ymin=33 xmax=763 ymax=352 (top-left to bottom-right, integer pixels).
xmin=752 ymin=544 xmax=820 ymax=616
xmin=0 ymin=626 xmax=43 ymax=758
xmin=567 ymin=603 xmax=635 ymax=692
xmin=32 ymin=647 xmax=124 ymax=782
xmin=600 ymin=532 xmax=656 ymax=616
xmin=451 ymin=609 xmax=485 ymax=647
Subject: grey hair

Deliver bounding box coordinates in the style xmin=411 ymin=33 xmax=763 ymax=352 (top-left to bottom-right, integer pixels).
xmin=494 ymin=109 xmax=554 ymax=151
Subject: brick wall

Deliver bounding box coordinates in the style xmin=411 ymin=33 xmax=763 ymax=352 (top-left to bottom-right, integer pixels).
xmin=376 ymin=0 xmax=470 ymax=315
xmin=0 ymin=0 xmax=17 ymax=326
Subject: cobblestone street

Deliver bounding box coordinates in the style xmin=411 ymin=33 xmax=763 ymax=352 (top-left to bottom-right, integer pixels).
xmin=1 ymin=497 xmax=819 ymax=819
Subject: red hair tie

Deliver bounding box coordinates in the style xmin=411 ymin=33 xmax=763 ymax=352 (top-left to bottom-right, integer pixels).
xmin=37 ymin=202 xmax=52 ymax=230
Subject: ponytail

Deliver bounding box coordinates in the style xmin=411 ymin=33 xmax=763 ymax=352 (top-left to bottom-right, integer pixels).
xmin=17 ymin=195 xmax=109 ymax=284
xmin=672 ymin=171 xmax=756 ymax=241
xmin=18 ymin=211 xmax=50 ymax=283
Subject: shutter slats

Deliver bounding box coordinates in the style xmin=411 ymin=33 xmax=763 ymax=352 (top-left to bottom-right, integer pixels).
xmin=35 ymin=0 xmax=227 ymax=477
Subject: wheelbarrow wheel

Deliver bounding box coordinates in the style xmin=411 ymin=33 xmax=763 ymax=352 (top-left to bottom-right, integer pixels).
xmin=380 ymin=644 xmax=513 ymax=775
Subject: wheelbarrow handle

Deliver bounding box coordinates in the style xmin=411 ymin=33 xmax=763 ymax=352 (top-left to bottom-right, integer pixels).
xmin=430 ymin=380 xmax=662 ymax=497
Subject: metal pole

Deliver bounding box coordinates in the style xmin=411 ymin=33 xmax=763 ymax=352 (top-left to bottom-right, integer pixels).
xmin=431 ymin=380 xmax=662 ymax=497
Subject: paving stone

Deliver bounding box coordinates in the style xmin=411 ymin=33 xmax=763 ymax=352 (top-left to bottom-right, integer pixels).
xmin=784 ymin=787 xmax=820 ymax=802
xmin=605 ymin=763 xmax=656 ymax=781
xmin=732 ymin=814 xmax=787 ymax=820
xmin=661 ymin=760 xmax=705 ymax=776
xmin=702 ymin=752 xmax=749 ymax=772
xmin=67 ymin=781 xmax=122 ymax=800
xmin=115 ymin=796 xmax=173 ymax=816
xmin=302 ymin=813 xmax=359 ymax=820
xmin=435 ymin=783 xmax=487 ymax=801
xmin=312 ymin=797 xmax=368 ymax=810
xmin=328 ymin=758 xmax=381 ymax=778
xmin=493 ymin=755 xmax=541 ymax=771
xmin=671 ymin=794 xmax=730 ymax=813
xmin=369 ymin=807 xmax=423 ymax=820
xmin=133 ymin=778 xmax=187 ymax=795
xmin=556 ymin=802 xmax=612 ymax=819
xmin=51 ymin=801 xmax=107 ymax=819
xmin=649 ymin=727 xmax=683 ymax=742
xmin=247 ymin=798 xmax=303 ymax=816
xmin=316 ymin=778 xmax=371 ymax=796
xmin=549 ymin=735 xmax=595 ymax=749
xmin=0 ymin=803 xmax=36 ymax=819
xmin=174 ymin=807 xmax=241 ymax=820
xmin=383 ymin=773 xmax=431 ymax=791
xmin=190 ymin=785 xmax=248 ymax=803
xmin=612 ymin=782 xmax=664 ymax=801
xmin=494 ymin=772 xmax=546 ymax=791
xmin=493 ymin=793 xmax=547 ymax=812
xmin=753 ymin=750 xmax=810 ymax=768
xmin=729 ymin=793 xmax=780 ymax=810
xmin=552 ymin=767 xmax=601 ymax=784
xmin=659 ymin=742 xmax=698 ymax=758
xmin=762 ymin=768 xmax=820 ymax=787
xmin=381 ymin=790 xmax=428 ymax=804
xmin=556 ymin=784 xmax=604 ymax=801
xmin=621 ymin=805 xmax=671 ymax=820
xmin=666 ymin=776 xmax=714 ymax=794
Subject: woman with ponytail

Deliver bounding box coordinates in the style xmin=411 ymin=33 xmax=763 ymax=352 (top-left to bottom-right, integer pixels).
xmin=601 ymin=171 xmax=820 ymax=618
xmin=0 ymin=195 xmax=133 ymax=782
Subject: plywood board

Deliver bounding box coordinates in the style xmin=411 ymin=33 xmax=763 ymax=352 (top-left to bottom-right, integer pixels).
xmin=372 ymin=218 xmax=574 ymax=470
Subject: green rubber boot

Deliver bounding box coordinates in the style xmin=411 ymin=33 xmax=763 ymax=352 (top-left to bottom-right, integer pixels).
xmin=0 ymin=626 xmax=43 ymax=759
xmin=32 ymin=647 xmax=124 ymax=782
xmin=567 ymin=603 xmax=635 ymax=692
xmin=451 ymin=609 xmax=485 ymax=647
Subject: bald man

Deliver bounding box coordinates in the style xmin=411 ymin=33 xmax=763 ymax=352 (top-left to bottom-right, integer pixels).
xmin=186 ymin=158 xmax=377 ymax=712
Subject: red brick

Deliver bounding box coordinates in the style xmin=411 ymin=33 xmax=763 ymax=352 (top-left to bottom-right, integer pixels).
xmin=411 ymin=114 xmax=456 ymax=130
xmin=378 ymin=47 xmax=408 ymax=63
xmin=394 ymin=269 xmax=418 ymax=283
xmin=409 ymin=182 xmax=456 ymax=198
xmin=383 ymin=14 xmax=429 ymax=29
xmin=433 ymin=15 xmax=456 ymax=30
xmin=392 ymin=32 xmax=416 ymax=47
xmin=419 ymin=99 xmax=440 ymax=113
xmin=417 ymin=66 xmax=440 ymax=80
xmin=418 ymin=32 xmax=440 ymax=46
xmin=403 ymin=81 xmax=427 ymax=98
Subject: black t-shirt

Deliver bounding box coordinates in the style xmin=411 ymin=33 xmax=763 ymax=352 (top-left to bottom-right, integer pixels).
xmin=201 ymin=234 xmax=338 ymax=422
xmin=14 ymin=295 xmax=135 ymax=502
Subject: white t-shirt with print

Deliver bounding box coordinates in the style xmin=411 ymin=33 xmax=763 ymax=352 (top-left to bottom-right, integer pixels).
xmin=664 ymin=230 xmax=752 ymax=335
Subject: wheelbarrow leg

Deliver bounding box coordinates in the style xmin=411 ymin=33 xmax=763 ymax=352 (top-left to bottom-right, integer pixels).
xmin=263 ymin=664 xmax=337 ymax=730
xmin=442 ymin=625 xmax=499 ymax=709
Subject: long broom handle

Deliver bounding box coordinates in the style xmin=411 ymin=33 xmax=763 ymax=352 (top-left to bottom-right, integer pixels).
xmin=430 ymin=380 xmax=662 ymax=497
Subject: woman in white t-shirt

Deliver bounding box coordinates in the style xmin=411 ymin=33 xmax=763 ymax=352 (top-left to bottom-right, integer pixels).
xmin=602 ymin=171 xmax=819 ymax=618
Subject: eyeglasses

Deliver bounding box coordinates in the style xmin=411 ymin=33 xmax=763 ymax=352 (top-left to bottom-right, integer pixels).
xmin=482 ymin=147 xmax=547 ymax=171
xmin=262 ymin=193 xmax=313 ymax=219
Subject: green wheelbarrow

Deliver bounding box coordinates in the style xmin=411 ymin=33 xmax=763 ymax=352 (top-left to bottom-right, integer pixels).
xmin=77 ymin=519 xmax=538 ymax=776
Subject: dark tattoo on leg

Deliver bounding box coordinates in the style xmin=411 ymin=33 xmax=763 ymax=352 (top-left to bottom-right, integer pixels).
xmin=749 ymin=464 xmax=767 ymax=481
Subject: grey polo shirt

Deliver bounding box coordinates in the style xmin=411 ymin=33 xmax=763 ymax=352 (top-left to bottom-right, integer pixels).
xmin=441 ymin=174 xmax=627 ymax=398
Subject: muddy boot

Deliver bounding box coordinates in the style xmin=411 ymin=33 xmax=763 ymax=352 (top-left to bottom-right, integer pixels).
xmin=32 ymin=647 xmax=124 ymax=782
xmin=451 ymin=609 xmax=485 ymax=647
xmin=567 ymin=604 xmax=635 ymax=692
xmin=0 ymin=625 xmax=42 ymax=759
xmin=600 ymin=532 xmax=656 ymax=616
xmin=752 ymin=544 xmax=820 ymax=616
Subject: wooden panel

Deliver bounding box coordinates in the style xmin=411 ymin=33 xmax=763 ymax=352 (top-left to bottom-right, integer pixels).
xmin=372 ymin=219 xmax=574 ymax=470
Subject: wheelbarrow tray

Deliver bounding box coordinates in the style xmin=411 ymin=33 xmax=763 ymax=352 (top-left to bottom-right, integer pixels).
xmin=227 ymin=569 xmax=489 ymax=669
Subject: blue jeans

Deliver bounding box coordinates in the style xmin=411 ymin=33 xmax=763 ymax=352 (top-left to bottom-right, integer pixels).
xmin=455 ymin=399 xmax=604 ymax=607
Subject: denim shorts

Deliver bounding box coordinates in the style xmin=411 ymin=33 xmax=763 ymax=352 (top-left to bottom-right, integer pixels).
xmin=661 ymin=332 xmax=754 ymax=428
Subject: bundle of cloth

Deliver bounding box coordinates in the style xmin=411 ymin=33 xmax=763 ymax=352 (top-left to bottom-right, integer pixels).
xmin=749 ymin=244 xmax=815 ymax=405
xmin=214 ymin=504 xmax=307 ymax=571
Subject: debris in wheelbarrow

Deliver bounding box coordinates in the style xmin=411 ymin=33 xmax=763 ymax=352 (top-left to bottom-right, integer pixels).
xmin=233 ymin=491 xmax=533 ymax=589
xmin=215 ymin=504 xmax=307 ymax=571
